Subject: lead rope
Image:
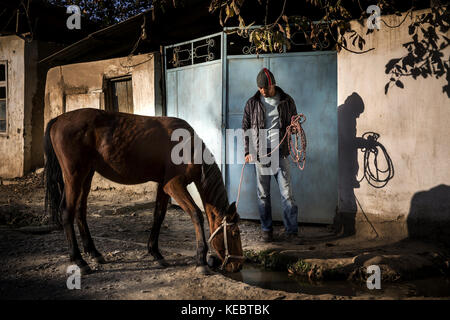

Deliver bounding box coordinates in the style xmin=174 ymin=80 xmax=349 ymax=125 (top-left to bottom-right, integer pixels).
xmin=236 ymin=114 xmax=307 ymax=210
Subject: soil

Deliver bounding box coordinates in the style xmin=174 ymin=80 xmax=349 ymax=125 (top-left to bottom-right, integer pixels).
xmin=0 ymin=171 xmax=449 ymax=300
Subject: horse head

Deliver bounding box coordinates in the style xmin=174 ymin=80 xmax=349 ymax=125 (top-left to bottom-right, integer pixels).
xmin=208 ymin=202 xmax=244 ymax=272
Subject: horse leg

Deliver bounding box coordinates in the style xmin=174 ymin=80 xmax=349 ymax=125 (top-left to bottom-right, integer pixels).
xmin=147 ymin=183 xmax=170 ymax=267
xmin=163 ymin=178 xmax=210 ymax=275
xmin=62 ymin=176 xmax=92 ymax=275
xmin=75 ymin=169 xmax=106 ymax=264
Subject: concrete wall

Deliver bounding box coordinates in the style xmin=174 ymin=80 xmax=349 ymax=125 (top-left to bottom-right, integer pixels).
xmin=45 ymin=53 xmax=162 ymax=121
xmin=44 ymin=53 xmax=162 ymax=194
xmin=336 ymin=8 xmax=450 ymax=242
xmin=0 ymin=36 xmax=62 ymax=178
xmin=0 ymin=36 xmax=25 ymax=178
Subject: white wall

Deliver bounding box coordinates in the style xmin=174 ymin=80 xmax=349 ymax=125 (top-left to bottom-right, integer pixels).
xmin=0 ymin=36 xmax=25 ymax=178
xmin=337 ymin=8 xmax=450 ymax=239
xmin=44 ymin=52 xmax=162 ymax=194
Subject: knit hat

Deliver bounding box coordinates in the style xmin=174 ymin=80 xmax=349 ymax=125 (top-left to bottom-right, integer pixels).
xmin=256 ymin=68 xmax=276 ymax=88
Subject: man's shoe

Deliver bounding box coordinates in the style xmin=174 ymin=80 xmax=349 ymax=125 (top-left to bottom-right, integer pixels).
xmin=282 ymin=233 xmax=298 ymax=242
xmin=262 ymin=231 xmax=273 ymax=243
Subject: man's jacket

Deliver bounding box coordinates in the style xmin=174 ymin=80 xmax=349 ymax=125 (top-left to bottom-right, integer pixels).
xmin=242 ymin=86 xmax=298 ymax=159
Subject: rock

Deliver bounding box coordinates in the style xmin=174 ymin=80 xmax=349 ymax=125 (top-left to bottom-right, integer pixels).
xmin=352 ymin=253 xmax=379 ymax=266
xmin=363 ymin=256 xmax=386 ymax=267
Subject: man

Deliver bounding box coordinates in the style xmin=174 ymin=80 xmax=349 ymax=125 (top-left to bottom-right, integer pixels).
xmin=242 ymin=67 xmax=299 ymax=242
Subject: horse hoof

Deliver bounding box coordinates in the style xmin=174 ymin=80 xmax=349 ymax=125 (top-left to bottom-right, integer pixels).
xmin=207 ymin=255 xmax=219 ymax=268
xmin=196 ymin=265 xmax=212 ymax=275
xmin=93 ymin=255 xmax=107 ymax=264
xmin=156 ymin=259 xmax=169 ymax=268
xmin=80 ymin=265 xmax=93 ymax=275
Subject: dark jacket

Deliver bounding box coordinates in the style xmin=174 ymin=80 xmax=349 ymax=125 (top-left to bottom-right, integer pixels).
xmin=242 ymin=86 xmax=298 ymax=158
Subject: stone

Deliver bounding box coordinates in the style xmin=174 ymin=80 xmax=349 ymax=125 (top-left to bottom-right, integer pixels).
xmin=363 ymin=255 xmax=386 ymax=267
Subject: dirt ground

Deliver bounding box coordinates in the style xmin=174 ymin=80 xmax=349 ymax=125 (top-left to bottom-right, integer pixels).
xmin=0 ymin=171 xmax=449 ymax=300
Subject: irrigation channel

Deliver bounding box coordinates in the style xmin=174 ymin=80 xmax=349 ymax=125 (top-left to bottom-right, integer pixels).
xmin=224 ymin=263 xmax=450 ymax=299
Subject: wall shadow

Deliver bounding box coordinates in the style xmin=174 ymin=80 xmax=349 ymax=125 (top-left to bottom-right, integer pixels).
xmin=408 ymin=184 xmax=450 ymax=245
xmin=384 ymin=6 xmax=449 ymax=97
xmin=334 ymin=92 xmax=394 ymax=237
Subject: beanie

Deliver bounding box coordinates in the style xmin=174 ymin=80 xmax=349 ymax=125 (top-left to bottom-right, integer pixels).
xmin=256 ymin=68 xmax=276 ymax=88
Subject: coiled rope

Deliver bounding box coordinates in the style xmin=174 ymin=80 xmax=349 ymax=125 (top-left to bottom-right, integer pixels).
xmin=236 ymin=114 xmax=307 ymax=209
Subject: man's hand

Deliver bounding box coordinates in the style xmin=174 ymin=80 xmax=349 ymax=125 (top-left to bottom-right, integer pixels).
xmin=245 ymin=154 xmax=253 ymax=163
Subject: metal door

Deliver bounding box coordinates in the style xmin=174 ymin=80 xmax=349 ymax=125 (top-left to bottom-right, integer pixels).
xmin=165 ymin=33 xmax=225 ymax=209
xmin=225 ymin=52 xmax=337 ymax=224
xmin=165 ymin=32 xmax=338 ymax=224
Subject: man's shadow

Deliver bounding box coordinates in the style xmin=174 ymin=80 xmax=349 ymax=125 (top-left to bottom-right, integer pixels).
xmin=334 ymin=92 xmax=390 ymax=236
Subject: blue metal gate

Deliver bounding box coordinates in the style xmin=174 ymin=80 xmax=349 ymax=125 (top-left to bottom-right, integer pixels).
xmin=165 ymin=33 xmax=225 ymax=209
xmin=165 ymin=32 xmax=337 ymax=224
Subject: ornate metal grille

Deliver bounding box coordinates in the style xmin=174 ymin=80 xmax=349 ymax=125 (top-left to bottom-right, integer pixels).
xmin=166 ymin=35 xmax=221 ymax=70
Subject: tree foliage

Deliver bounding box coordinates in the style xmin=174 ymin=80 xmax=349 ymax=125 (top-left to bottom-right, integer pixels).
xmin=205 ymin=0 xmax=448 ymax=54
xmin=46 ymin=0 xmax=448 ymax=56
xmin=47 ymin=0 xmax=153 ymax=27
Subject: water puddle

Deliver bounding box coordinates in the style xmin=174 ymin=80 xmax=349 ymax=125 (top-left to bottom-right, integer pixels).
xmin=225 ymin=264 xmax=450 ymax=298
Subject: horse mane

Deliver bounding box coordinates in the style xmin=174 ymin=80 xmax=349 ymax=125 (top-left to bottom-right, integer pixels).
xmin=199 ymin=157 xmax=229 ymax=216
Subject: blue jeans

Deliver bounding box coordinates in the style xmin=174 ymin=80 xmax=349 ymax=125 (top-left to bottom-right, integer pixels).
xmin=255 ymin=156 xmax=299 ymax=234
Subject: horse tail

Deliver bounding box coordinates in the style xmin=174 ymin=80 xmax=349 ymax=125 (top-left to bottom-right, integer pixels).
xmin=44 ymin=117 xmax=64 ymax=229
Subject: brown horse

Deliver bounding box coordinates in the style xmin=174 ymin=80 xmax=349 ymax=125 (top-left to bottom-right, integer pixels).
xmin=44 ymin=108 xmax=244 ymax=274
